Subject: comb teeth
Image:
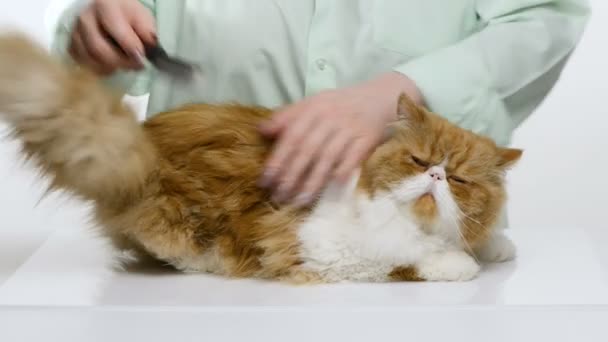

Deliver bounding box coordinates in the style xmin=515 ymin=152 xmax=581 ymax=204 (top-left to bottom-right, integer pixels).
xmin=107 ymin=37 xmax=200 ymax=81
xmin=144 ymin=45 xmax=200 ymax=81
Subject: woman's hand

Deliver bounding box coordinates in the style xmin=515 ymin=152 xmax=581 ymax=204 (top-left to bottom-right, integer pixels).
xmin=68 ymin=0 xmax=157 ymax=75
xmin=258 ymin=71 xmax=423 ymax=206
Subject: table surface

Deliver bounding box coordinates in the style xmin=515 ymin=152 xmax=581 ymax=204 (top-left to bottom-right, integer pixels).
xmin=1 ymin=134 xmax=607 ymax=341
xmin=2 ymin=224 xmax=608 ymax=307
xmin=1 ymin=221 xmax=607 ymax=341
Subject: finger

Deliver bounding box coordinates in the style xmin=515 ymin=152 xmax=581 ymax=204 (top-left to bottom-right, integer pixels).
xmin=274 ymin=124 xmax=335 ymax=201
xmin=68 ymin=29 xmax=87 ymax=63
xmin=70 ymin=29 xmax=113 ymax=75
xmin=78 ymin=12 xmax=134 ymax=71
xmin=259 ymin=106 xmax=301 ymax=137
xmin=333 ymin=138 xmax=373 ymax=183
xmin=294 ymin=132 xmax=351 ymax=206
xmin=260 ymin=112 xmax=317 ymax=191
xmin=263 ymin=113 xmax=317 ymax=194
xmin=96 ymin=2 xmax=145 ymax=61
xmin=130 ymin=8 xmax=158 ymax=45
xmin=71 ymin=13 xmax=100 ymax=66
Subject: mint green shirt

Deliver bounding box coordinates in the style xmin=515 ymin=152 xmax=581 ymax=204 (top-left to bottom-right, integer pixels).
xmin=52 ymin=0 xmax=590 ymax=147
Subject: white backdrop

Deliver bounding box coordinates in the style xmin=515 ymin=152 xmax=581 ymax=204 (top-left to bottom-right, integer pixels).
xmin=0 ymin=0 xmax=606 ymax=232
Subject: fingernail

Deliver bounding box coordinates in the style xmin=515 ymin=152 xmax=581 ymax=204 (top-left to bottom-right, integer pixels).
xmin=257 ymin=169 xmax=276 ymax=188
xmin=277 ymin=183 xmax=291 ymax=196
xmin=293 ymin=192 xmax=313 ymax=207
xmin=131 ymin=50 xmax=146 ymax=66
xmin=258 ymin=122 xmax=271 ymax=134
xmin=150 ymin=32 xmax=158 ymax=43
xmin=333 ymin=172 xmax=349 ymax=185
xmin=272 ymin=191 xmax=288 ymax=204
xmin=272 ymin=183 xmax=293 ymax=203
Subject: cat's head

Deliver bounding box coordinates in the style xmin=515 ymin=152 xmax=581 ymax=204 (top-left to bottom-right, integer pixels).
xmin=360 ymin=94 xmax=522 ymax=248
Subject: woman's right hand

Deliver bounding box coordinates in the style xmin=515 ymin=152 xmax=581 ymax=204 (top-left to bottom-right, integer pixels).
xmin=68 ymin=0 xmax=157 ymax=75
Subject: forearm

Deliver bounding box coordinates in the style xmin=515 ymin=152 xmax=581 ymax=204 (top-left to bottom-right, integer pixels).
xmin=393 ymin=0 xmax=590 ymax=144
xmin=362 ymin=72 xmax=424 ymax=123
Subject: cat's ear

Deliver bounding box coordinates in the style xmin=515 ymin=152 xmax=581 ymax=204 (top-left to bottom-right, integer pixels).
xmin=396 ymin=93 xmax=427 ymax=126
xmin=496 ymin=147 xmax=523 ymax=169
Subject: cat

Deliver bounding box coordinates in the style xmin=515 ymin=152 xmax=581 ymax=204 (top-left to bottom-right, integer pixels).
xmin=0 ymin=32 xmax=521 ymax=283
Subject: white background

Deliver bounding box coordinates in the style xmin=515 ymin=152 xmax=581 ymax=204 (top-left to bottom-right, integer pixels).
xmin=0 ymin=3 xmax=607 ymax=340
xmin=0 ymin=0 xmax=606 ymax=235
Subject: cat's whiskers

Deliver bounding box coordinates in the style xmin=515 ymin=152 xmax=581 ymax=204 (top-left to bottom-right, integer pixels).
xmin=435 ymin=190 xmax=479 ymax=262
xmin=458 ymin=210 xmax=484 ymax=227
xmin=456 ymin=211 xmax=486 ymax=241
xmin=459 ymin=210 xmax=499 ymax=238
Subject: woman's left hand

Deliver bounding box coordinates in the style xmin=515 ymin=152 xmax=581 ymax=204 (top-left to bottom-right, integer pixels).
xmin=258 ymin=71 xmax=422 ymax=206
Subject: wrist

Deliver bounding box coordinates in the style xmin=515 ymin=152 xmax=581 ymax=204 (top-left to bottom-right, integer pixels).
xmin=390 ymin=71 xmax=423 ymax=106
xmin=367 ymin=71 xmax=424 ymax=122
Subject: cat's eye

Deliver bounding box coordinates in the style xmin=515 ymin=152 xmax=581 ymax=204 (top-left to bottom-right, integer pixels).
xmin=449 ymin=175 xmax=469 ymax=184
xmin=411 ymin=156 xmax=430 ymax=168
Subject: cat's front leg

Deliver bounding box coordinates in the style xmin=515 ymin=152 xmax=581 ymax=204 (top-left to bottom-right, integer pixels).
xmin=415 ymin=250 xmax=480 ymax=281
xmin=387 ymin=235 xmax=479 ymax=282
xmin=473 ymin=231 xmax=516 ymax=263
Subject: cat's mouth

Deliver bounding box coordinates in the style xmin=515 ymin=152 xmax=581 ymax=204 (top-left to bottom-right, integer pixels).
xmin=412 ymin=193 xmax=438 ymax=222
xmin=419 ymin=192 xmax=434 ymax=200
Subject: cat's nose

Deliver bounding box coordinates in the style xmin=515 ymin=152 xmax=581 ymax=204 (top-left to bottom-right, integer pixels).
xmin=429 ymin=167 xmax=445 ymax=181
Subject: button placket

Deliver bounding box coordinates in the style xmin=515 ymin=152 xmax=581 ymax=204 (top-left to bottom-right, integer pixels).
xmin=316 ymin=58 xmax=327 ymax=70
xmin=304 ymin=0 xmax=336 ymax=96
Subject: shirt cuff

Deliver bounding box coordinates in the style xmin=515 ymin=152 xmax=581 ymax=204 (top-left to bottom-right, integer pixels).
xmin=393 ymin=39 xmax=513 ymax=146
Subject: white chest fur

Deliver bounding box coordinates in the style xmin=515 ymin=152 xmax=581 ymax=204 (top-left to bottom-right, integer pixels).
xmin=296 ymin=174 xmax=451 ymax=282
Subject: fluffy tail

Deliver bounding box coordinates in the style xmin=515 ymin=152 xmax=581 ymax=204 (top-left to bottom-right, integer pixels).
xmin=0 ymin=32 xmax=157 ymax=208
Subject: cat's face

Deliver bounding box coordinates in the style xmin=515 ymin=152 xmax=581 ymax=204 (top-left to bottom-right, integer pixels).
xmin=361 ymin=95 xmax=522 ymax=247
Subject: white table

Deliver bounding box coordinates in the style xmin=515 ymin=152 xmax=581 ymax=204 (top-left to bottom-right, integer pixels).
xmin=1 ymin=222 xmax=607 ymax=341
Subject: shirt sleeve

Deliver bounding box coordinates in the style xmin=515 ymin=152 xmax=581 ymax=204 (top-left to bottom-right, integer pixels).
xmin=394 ymin=0 xmax=590 ymax=145
xmin=49 ymin=0 xmax=157 ymax=97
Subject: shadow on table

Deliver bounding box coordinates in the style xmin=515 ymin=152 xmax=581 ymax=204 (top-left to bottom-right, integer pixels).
xmin=98 ymin=253 xmax=519 ymax=307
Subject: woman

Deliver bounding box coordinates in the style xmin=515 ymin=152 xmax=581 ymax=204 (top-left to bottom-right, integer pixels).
xmin=51 ymin=0 xmax=589 ymax=211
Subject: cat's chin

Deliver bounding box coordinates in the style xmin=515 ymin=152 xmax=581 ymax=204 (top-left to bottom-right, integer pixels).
xmin=412 ymin=192 xmax=438 ymax=223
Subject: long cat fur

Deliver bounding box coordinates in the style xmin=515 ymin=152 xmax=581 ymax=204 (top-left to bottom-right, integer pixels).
xmin=0 ymin=32 xmax=522 ymax=283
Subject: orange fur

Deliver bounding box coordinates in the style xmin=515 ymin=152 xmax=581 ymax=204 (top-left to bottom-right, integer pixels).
xmin=388 ymin=266 xmax=424 ymax=282
xmin=360 ymin=94 xmax=522 ymax=249
xmin=0 ymin=33 xmax=521 ymax=283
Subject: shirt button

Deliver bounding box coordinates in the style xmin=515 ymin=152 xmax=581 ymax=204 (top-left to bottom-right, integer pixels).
xmin=316 ymin=58 xmax=327 ymax=70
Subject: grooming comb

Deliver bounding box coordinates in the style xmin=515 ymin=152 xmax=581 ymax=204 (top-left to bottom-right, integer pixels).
xmin=109 ymin=37 xmax=201 ymax=81
xmin=143 ymin=44 xmax=202 ymax=81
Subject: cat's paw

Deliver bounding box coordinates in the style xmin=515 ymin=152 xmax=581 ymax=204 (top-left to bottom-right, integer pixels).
xmin=475 ymin=232 xmax=516 ymax=263
xmin=417 ymin=250 xmax=480 ymax=281
xmin=279 ymin=270 xmax=325 ymax=285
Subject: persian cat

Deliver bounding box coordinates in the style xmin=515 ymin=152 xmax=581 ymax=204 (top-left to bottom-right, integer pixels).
xmin=0 ymin=32 xmax=521 ymax=283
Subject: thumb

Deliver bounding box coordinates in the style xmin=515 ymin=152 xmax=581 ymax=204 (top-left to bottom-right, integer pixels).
xmin=258 ymin=119 xmax=282 ymax=137
xmin=258 ymin=106 xmax=294 ymax=137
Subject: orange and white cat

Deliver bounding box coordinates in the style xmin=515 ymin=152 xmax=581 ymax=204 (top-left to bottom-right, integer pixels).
xmin=0 ymin=32 xmax=521 ymax=283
